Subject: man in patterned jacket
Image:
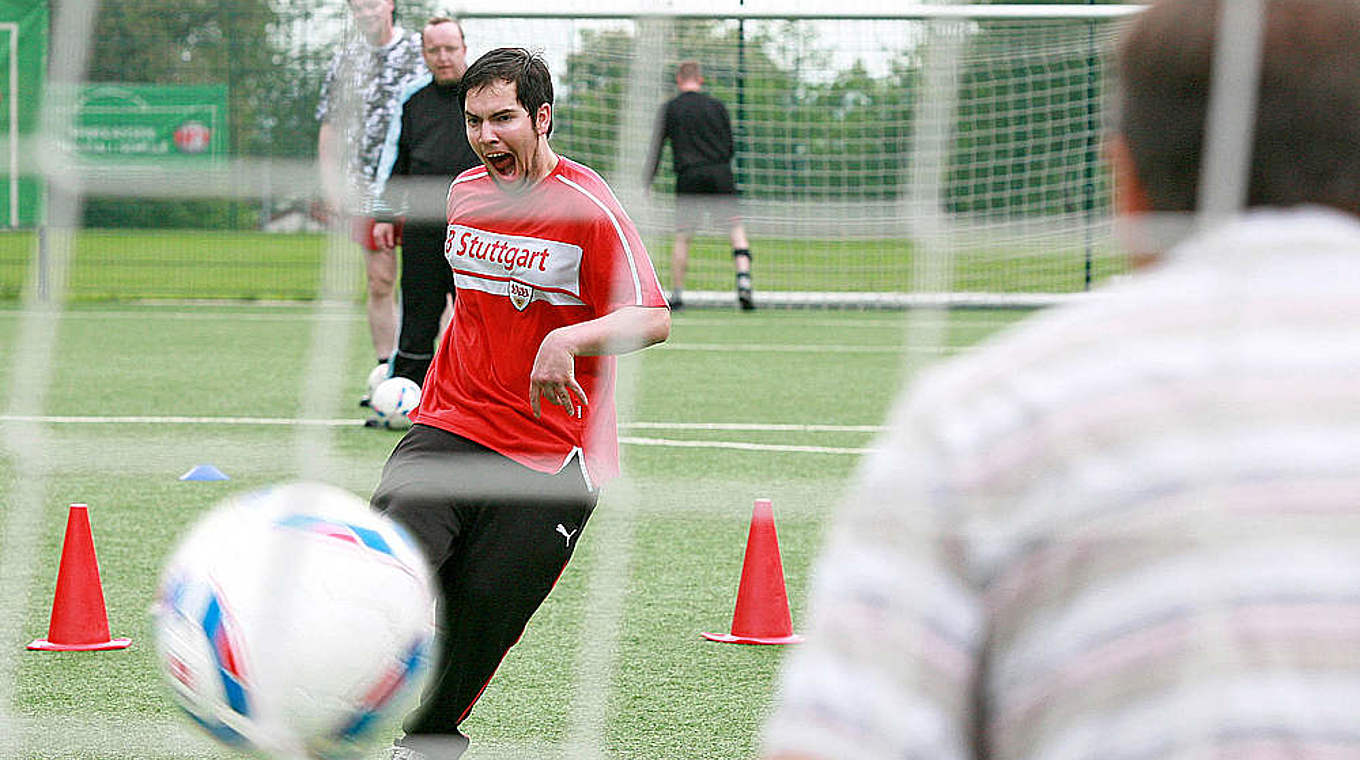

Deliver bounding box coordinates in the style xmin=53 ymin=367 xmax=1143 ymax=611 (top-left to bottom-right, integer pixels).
xmin=316 ymin=0 xmax=424 ymax=399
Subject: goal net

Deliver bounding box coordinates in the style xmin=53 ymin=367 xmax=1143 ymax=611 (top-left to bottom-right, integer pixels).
xmin=2 ymin=3 xmax=1143 ymax=759
xmin=7 ymin=2 xmax=1141 ymax=309
xmin=458 ymin=4 xmax=1139 ymax=308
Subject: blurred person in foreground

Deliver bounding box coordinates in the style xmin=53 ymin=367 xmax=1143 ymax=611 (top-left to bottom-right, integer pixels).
xmin=762 ymin=1 xmax=1360 ymax=758
xmin=371 ymin=48 xmax=670 ymax=759
xmin=316 ymin=0 xmax=424 ymax=399
xmin=645 ymin=60 xmax=755 ymax=311
xmin=372 ymin=17 xmax=480 ymax=390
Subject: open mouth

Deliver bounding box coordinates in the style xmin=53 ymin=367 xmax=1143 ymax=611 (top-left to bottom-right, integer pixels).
xmin=485 ymin=152 xmax=516 ymax=176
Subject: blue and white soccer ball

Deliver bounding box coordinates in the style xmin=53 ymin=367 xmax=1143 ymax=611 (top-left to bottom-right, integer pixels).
xmin=370 ymin=377 xmax=421 ymax=430
xmin=150 ymin=482 xmax=437 ymax=760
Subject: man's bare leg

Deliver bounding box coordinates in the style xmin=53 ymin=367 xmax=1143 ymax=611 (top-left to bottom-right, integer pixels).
xmin=367 ymin=247 xmax=398 ymax=358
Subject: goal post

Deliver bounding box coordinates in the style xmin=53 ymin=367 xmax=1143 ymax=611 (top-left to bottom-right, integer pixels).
xmin=0 ymin=0 xmax=49 ymax=232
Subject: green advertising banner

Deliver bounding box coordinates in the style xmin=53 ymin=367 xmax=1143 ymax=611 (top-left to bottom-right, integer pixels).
xmin=0 ymin=0 xmax=47 ymax=228
xmin=76 ymin=83 xmax=230 ymax=162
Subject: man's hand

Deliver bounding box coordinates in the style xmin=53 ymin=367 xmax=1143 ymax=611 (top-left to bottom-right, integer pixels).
xmin=526 ymin=306 xmax=668 ymax=419
xmin=372 ymin=221 xmax=399 ymax=251
xmin=529 ymin=329 xmax=588 ymax=419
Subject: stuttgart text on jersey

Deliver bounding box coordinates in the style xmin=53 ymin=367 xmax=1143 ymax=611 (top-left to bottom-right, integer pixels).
xmin=445 ymin=224 xmax=586 ymax=308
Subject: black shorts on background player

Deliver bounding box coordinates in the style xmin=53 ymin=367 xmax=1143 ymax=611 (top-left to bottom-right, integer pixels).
xmin=392 ymin=222 xmax=454 ymax=385
xmin=675 ymin=163 xmax=739 ymax=233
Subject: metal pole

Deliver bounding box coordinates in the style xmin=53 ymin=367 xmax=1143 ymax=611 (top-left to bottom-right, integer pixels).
xmin=1082 ymin=8 xmax=1097 ymax=290
xmin=736 ymin=3 xmax=746 ymax=187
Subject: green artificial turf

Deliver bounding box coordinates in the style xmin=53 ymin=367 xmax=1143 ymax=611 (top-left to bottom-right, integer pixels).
xmin=0 ymin=303 xmax=1028 ymax=759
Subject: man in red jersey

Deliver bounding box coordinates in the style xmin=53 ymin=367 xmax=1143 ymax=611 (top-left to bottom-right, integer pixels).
xmin=371 ymin=48 xmax=670 ymax=760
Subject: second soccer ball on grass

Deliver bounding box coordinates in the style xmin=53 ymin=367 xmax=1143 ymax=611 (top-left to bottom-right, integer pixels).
xmin=370 ymin=377 xmax=421 ymax=430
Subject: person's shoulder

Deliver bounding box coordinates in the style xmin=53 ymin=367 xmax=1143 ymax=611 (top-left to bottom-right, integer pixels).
xmin=552 ymin=158 xmax=621 ymax=206
xmin=402 ymin=73 xmax=435 ymax=102
xmin=913 ymin=276 xmax=1169 ymax=415
xmin=327 ymin=37 xmax=360 ymax=62
xmin=451 ymin=165 xmax=490 ymax=190
xmin=388 ymin=28 xmax=423 ymax=62
xmin=680 ymin=90 xmax=720 ymax=103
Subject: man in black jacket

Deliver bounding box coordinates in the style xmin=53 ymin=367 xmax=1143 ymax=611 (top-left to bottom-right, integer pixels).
xmin=373 ymin=17 xmax=480 ymax=388
xmin=646 ymin=60 xmax=755 ymax=311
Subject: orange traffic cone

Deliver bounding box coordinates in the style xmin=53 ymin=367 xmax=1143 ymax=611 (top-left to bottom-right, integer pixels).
xmin=27 ymin=503 xmax=132 ymax=652
xmin=702 ymin=498 xmax=803 ymax=645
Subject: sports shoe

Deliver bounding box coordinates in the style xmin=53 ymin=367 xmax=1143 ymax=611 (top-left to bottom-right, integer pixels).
xmin=362 ymin=361 xmax=391 ymax=408
xmin=667 ymin=294 xmax=685 ymax=311
xmin=390 ymin=733 xmax=470 ymax=759
xmin=735 ymin=271 xmax=755 ymax=311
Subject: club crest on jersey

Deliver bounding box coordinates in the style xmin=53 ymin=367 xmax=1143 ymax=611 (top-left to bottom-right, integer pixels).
xmin=508 ymin=280 xmax=533 ymax=311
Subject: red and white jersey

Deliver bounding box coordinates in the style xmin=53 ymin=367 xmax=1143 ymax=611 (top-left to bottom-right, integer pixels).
xmin=415 ymin=156 xmax=667 ymax=487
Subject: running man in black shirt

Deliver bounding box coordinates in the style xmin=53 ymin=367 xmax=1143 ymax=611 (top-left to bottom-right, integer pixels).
xmin=373 ymin=17 xmax=481 ymax=387
xmin=645 ymin=60 xmax=754 ymax=311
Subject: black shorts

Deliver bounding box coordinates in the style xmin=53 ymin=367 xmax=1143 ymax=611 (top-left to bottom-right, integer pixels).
xmin=370 ymin=425 xmax=598 ymax=735
xmin=675 ymin=164 xmax=739 ymax=233
xmin=676 ymin=163 xmax=737 ymax=195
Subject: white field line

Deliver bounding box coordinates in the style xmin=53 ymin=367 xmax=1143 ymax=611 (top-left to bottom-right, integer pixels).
xmin=0 ymin=414 xmax=884 ymax=431
xmin=0 ymin=415 xmax=882 ymax=454
xmin=626 ymin=421 xmax=885 ymax=432
xmin=0 ymin=308 xmax=356 ymax=321
xmin=0 ymin=308 xmax=1022 ymax=330
xmin=620 ymin=436 xmax=874 ymax=455
xmin=658 ymin=342 xmax=955 ymax=354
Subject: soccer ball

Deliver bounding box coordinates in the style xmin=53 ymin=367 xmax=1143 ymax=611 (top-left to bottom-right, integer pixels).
xmin=150 ymin=482 xmax=437 ymax=760
xmin=365 ymin=363 xmax=391 ymax=401
xmin=370 ymin=377 xmax=421 ymax=430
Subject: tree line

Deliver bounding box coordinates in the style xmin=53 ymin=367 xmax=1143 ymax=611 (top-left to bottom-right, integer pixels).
xmin=83 ymin=2 xmax=1113 ymax=228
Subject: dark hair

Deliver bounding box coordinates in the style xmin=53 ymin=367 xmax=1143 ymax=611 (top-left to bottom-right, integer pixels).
xmin=462 ymin=48 xmax=554 ymax=137
xmin=1115 ymin=0 xmax=1360 ymax=215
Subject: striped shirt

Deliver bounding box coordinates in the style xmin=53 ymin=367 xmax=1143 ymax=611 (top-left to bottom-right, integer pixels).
xmin=763 ymin=207 xmax=1360 ymax=760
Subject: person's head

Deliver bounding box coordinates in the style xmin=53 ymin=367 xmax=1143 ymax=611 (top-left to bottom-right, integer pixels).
xmin=347 ymin=0 xmax=395 ymax=43
xmin=676 ymin=60 xmax=704 ymax=91
xmin=421 ymin=17 xmax=467 ymax=86
xmin=462 ymin=48 xmax=557 ymax=191
xmin=1111 ymin=0 xmax=1360 ymax=219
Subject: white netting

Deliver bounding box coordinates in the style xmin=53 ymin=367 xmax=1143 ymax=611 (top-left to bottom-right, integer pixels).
xmin=1 ymin=4 xmax=1144 ymax=759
